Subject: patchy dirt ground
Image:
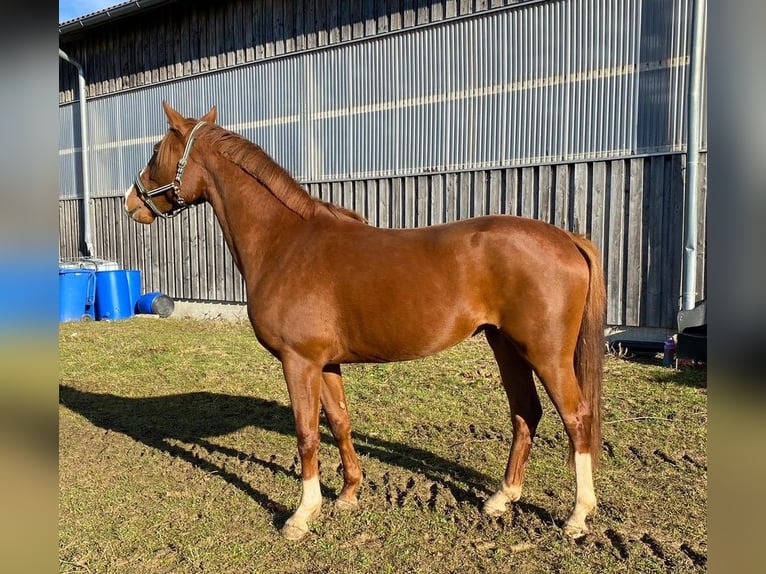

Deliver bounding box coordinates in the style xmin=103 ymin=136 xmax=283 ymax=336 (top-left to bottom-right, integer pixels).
xmin=59 ymin=318 xmax=706 ymax=573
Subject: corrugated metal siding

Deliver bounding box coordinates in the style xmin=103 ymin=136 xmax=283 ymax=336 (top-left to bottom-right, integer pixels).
xmin=59 ymin=0 xmax=702 ymax=199
xmin=59 ymin=154 xmax=707 ymax=328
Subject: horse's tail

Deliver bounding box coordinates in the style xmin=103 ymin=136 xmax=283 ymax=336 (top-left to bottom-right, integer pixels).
xmin=568 ymin=233 xmax=607 ymax=469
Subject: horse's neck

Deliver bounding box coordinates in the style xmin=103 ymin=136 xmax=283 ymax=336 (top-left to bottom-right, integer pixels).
xmin=203 ymin=155 xmax=304 ymax=282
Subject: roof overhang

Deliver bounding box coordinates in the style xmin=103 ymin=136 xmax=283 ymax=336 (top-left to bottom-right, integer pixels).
xmin=59 ymin=0 xmax=176 ymax=37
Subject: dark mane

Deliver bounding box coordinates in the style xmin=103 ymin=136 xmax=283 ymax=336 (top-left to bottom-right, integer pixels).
xmin=200 ymin=124 xmax=366 ymax=223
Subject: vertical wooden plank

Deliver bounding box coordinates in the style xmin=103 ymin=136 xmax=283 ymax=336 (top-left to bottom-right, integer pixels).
xmin=233 ymin=0 xmax=245 ymax=64
xmin=263 ymin=0 xmax=275 ymax=58
xmin=351 ymin=0 xmax=364 ymax=39
xmin=430 ymin=174 xmax=445 ymax=225
xmin=590 ymin=161 xmax=607 ymax=254
xmin=151 ymin=19 xmax=163 ymax=83
xmin=391 ymin=178 xmax=403 ymax=228
xmin=321 ymin=182 xmax=331 ymax=203
xmin=190 ymin=209 xmax=201 ymax=301
xmin=196 ymin=205 xmax=207 ymax=300
xmin=537 ymin=164 xmax=553 ymax=224
xmin=242 ymin=0 xmax=254 ymax=62
xmin=364 ymin=0 xmax=377 ymax=36
xmin=328 ymin=0 xmax=340 ymax=44
xmin=222 ymin=2 xmax=234 ymax=69
xmin=150 ymin=211 xmax=163 ymax=293
xmin=416 ymin=0 xmax=430 ymax=25
xmin=107 ymin=34 xmax=116 ymax=93
xmin=173 ymin=216 xmax=184 ymax=298
xmin=295 ymin=0 xmax=306 ymax=52
xmin=284 ymin=0 xmax=296 ymax=54
xmin=174 ymin=17 xmax=184 ymax=78
xmin=459 ymin=0 xmax=472 ymax=16
xmin=331 ymin=181 xmax=343 ymax=207
xmin=405 ymin=176 xmax=417 ymax=227
xmin=377 ymin=0 xmax=390 ymax=33
xmin=445 ymin=172 xmax=458 ymax=223
xmin=417 ymin=175 xmax=430 ymax=226
xmin=505 ymin=168 xmax=518 ymax=216
xmin=403 ymin=0 xmax=417 ymax=28
xmin=209 ymin=5 xmax=220 ymax=70
xmin=214 ymin=205 xmax=226 ymax=301
xmin=343 ymin=180 xmax=354 ymax=211
xmin=644 ymin=156 xmax=665 ymax=326
xmin=199 ymin=3 xmax=210 ymax=71
xmin=430 ymin=0 xmax=444 ymax=22
xmin=473 ymin=171 xmax=488 ymax=217
xmin=189 ymin=2 xmax=201 ymax=73
xmin=389 ymin=0 xmax=403 ymax=31
xmin=378 ymin=178 xmax=391 ymax=228
xmin=572 ymin=163 xmax=589 ymax=234
xmin=366 ymin=179 xmax=379 ymax=226
xmin=554 ymin=164 xmax=569 ymax=228
xmin=305 ymin=0 xmax=317 ymax=49
xmin=274 ymin=0 xmax=286 ymax=55
xmin=606 ymin=159 xmax=626 ymax=325
xmin=445 ymin=0 xmax=458 ymax=19
xmin=488 ymin=169 xmax=503 ymax=216
xmin=340 ymin=0 xmax=353 ymax=41
xmin=625 ymin=158 xmax=645 ymax=326
xmin=520 ymin=166 xmax=535 ymax=219
xmin=458 ymin=171 xmax=472 ymax=220
xmin=354 ymin=180 xmax=366 ymax=219
xmin=179 ymin=211 xmax=191 ymax=300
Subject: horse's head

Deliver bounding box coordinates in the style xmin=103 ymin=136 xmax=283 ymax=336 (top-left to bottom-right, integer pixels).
xmin=125 ymin=101 xmax=217 ymax=224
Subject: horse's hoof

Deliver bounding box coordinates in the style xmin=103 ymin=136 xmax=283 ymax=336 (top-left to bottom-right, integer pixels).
xmin=563 ymin=522 xmax=588 ymax=539
xmin=483 ymin=492 xmax=510 ymax=517
xmin=334 ymin=498 xmax=359 ymax=512
xmin=281 ymin=522 xmax=309 ymax=541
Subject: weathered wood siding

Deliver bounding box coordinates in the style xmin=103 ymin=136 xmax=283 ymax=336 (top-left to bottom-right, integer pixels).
xmin=59 ymin=153 xmax=707 ymax=329
xmin=60 ymin=0 xmax=528 ymax=103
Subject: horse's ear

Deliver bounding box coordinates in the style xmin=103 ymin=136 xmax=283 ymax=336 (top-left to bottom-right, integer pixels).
xmin=162 ymin=100 xmax=186 ymax=131
xmin=201 ymin=105 xmax=217 ymax=124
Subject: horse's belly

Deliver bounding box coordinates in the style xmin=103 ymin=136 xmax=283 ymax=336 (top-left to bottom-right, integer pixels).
xmin=337 ymin=298 xmax=489 ymax=363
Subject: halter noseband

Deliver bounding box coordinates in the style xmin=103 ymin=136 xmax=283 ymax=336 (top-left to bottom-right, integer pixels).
xmin=134 ymin=121 xmax=207 ymax=220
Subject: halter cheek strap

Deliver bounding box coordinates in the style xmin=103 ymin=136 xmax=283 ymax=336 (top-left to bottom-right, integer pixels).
xmin=134 ymin=121 xmax=207 ymax=219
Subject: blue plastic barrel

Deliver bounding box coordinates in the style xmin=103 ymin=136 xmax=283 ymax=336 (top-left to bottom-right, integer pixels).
xmin=59 ymin=268 xmax=96 ymax=322
xmin=125 ymin=269 xmax=142 ymax=313
xmin=136 ymin=291 xmax=175 ymax=318
xmin=94 ymin=270 xmax=134 ymax=321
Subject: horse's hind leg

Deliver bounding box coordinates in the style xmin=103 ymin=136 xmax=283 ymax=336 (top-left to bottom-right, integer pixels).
xmin=321 ymin=364 xmax=361 ymax=510
xmin=527 ymin=352 xmax=597 ymax=538
xmin=483 ymin=328 xmax=543 ymax=516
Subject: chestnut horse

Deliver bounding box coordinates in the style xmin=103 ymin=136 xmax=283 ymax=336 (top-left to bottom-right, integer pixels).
xmin=125 ymin=102 xmax=606 ymax=541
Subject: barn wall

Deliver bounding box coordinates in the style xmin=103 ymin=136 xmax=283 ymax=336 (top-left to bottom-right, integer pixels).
xmin=59 ymin=153 xmax=707 ymax=329
xmin=59 ymin=0 xmax=708 ymax=332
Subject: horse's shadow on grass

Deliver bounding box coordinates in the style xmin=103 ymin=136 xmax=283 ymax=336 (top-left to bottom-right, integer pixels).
xmin=59 ymin=384 xmax=551 ymax=529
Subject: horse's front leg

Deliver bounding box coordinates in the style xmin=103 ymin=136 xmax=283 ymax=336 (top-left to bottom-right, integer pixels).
xmin=280 ymin=353 xmax=323 ymax=541
xmin=321 ymin=364 xmax=361 ymax=510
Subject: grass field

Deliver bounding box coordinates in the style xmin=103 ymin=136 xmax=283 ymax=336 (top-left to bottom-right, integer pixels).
xmin=59 ymin=317 xmax=706 ymax=573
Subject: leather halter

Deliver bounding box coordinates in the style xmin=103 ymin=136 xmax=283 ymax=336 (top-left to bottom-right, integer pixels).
xmin=134 ymin=121 xmax=206 ymax=219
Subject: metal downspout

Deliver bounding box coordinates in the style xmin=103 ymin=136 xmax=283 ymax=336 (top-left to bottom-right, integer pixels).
xmin=682 ymin=0 xmax=706 ymax=311
xmin=58 ymin=49 xmax=94 ymax=257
